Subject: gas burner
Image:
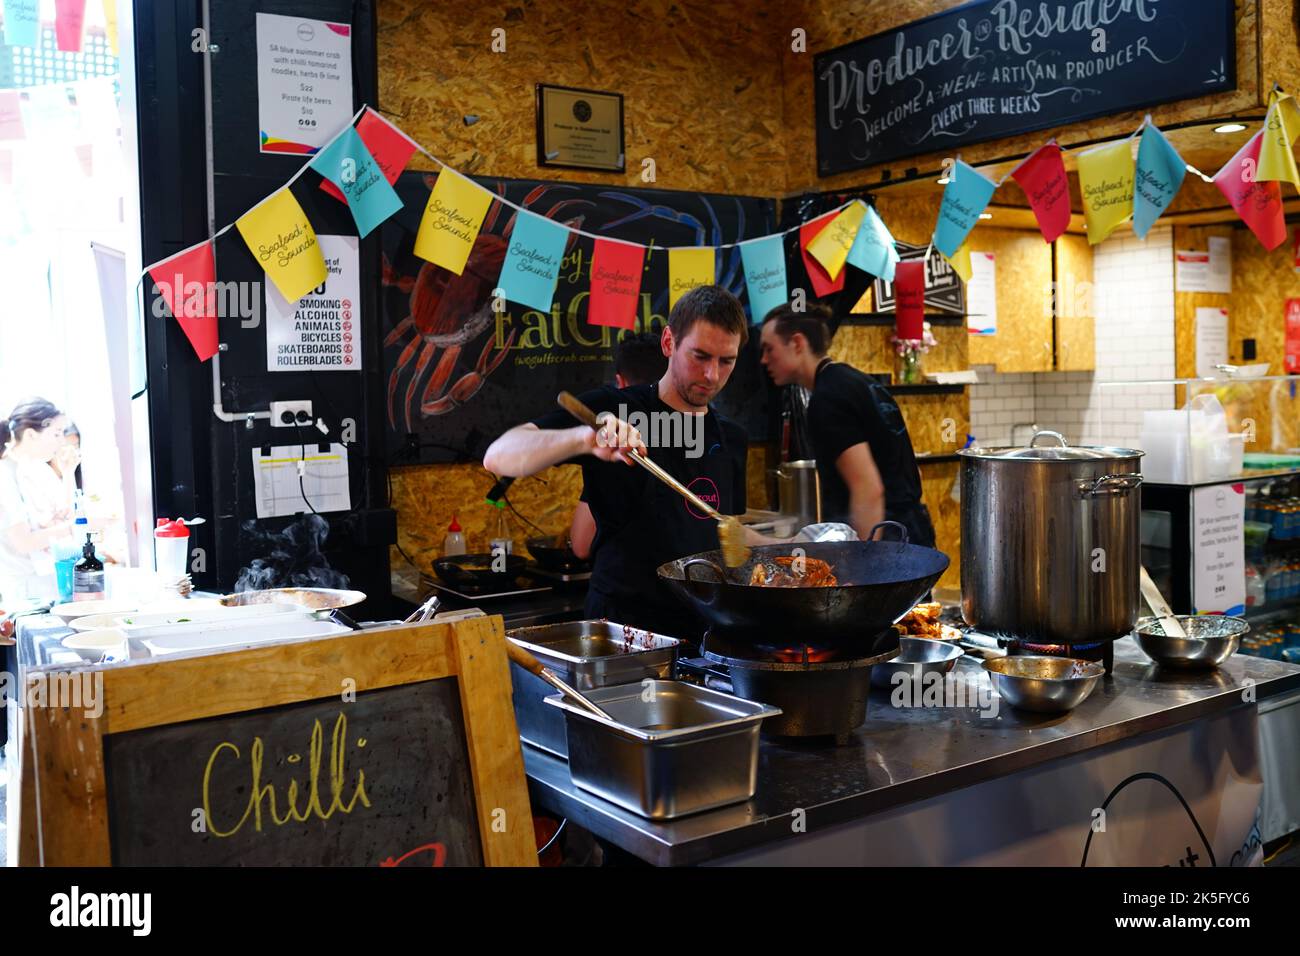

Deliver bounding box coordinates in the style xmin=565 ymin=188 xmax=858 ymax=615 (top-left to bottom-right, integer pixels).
xmin=1004 ymin=637 xmax=1114 ymax=674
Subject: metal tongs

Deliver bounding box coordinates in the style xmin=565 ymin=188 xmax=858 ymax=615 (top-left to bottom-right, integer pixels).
xmin=402 ymin=595 xmax=441 ymax=624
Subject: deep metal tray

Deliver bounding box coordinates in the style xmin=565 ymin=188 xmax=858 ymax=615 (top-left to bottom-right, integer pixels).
xmin=506 ymin=620 xmax=681 ymax=758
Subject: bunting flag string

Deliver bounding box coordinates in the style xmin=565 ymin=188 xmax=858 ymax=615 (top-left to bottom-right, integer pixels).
xmin=138 ymin=87 xmax=1300 ymax=362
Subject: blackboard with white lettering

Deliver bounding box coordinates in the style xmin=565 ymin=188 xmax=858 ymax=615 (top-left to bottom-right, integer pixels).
xmin=103 ymin=679 xmax=483 ymax=867
xmin=814 ymin=0 xmax=1236 ymax=176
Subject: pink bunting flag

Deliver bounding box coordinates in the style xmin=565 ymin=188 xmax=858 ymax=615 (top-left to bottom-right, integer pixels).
xmin=587 ymin=239 xmax=645 ymax=330
xmin=320 ymin=108 xmax=419 ymax=204
xmin=1214 ymin=130 xmax=1288 ymax=251
xmin=800 ymin=211 xmax=845 ymax=297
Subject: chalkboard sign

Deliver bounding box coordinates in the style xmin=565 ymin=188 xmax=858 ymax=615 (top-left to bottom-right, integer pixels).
xmin=380 ymin=174 xmax=778 ymax=463
xmin=19 ymin=617 xmax=536 ymax=867
xmin=104 ymin=680 xmax=482 ymax=866
xmin=814 ymin=0 xmax=1236 ymax=176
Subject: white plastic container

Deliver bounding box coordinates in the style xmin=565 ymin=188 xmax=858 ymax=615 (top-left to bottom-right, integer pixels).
xmin=154 ymin=517 xmax=190 ymax=579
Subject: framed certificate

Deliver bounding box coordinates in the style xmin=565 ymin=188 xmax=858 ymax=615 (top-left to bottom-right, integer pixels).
xmin=535 ymin=84 xmax=625 ymax=173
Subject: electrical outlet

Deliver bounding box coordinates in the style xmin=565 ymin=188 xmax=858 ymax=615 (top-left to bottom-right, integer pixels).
xmin=270 ymin=400 xmax=313 ymax=428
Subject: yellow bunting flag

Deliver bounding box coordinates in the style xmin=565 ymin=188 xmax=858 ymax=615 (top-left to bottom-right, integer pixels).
xmin=1077 ymin=139 xmax=1136 ymax=245
xmin=806 ymin=201 xmax=867 ymax=280
xmin=414 ymin=168 xmax=494 ymax=275
xmin=941 ymin=238 xmax=972 ymax=283
xmin=668 ymin=246 xmax=715 ymax=308
xmin=235 ymin=188 xmax=327 ymax=303
xmin=102 ymin=0 xmax=119 ymax=54
xmin=1258 ymin=90 xmax=1300 ymax=191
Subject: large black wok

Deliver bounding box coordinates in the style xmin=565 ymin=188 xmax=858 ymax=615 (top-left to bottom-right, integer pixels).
xmin=656 ymin=523 xmax=949 ymax=644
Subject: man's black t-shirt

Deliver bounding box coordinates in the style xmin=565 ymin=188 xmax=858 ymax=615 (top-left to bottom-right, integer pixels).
xmin=531 ymin=383 xmax=747 ymax=638
xmin=806 ymin=361 xmax=932 ymax=545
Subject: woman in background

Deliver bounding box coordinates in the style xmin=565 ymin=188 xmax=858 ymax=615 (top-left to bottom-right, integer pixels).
xmin=0 ymin=397 xmax=76 ymax=600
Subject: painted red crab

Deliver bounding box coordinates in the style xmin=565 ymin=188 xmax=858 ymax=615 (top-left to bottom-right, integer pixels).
xmin=383 ymin=179 xmax=591 ymax=431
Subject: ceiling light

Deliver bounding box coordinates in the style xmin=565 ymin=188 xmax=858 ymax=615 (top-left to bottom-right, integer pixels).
xmin=1214 ymin=123 xmax=1247 ymax=133
xmin=937 ymin=176 xmax=951 ymax=184
xmin=979 ymin=212 xmax=993 ymax=219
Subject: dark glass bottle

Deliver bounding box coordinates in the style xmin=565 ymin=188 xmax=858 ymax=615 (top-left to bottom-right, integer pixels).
xmin=73 ymin=533 xmax=105 ymax=601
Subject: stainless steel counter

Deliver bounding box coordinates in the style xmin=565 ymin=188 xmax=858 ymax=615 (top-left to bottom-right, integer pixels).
xmin=523 ymin=638 xmax=1300 ymax=866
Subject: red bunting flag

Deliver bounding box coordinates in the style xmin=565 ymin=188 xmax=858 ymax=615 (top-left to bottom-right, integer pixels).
xmin=147 ymin=241 xmax=219 ymax=362
xmin=893 ymin=260 xmax=925 ymax=341
xmin=587 ymin=239 xmax=645 ymax=330
xmin=1011 ymin=141 xmax=1071 ymax=243
xmin=54 ymin=0 xmax=87 ymax=52
xmin=1214 ymin=130 xmax=1287 ymax=250
xmin=321 ymin=108 xmax=418 ymax=203
xmin=800 ymin=211 xmax=845 ymax=297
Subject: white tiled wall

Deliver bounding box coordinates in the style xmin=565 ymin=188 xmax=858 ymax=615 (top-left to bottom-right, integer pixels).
xmin=969 ymin=227 xmax=1176 ymax=449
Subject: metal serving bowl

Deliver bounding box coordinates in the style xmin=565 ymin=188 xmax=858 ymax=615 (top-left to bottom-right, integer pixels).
xmin=1133 ymin=615 xmax=1249 ymax=669
xmin=870 ymin=637 xmax=965 ymax=689
xmin=982 ymin=655 xmax=1106 ymax=713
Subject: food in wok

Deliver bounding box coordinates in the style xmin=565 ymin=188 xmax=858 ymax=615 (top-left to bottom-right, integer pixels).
xmin=747 ymin=556 xmax=838 ymax=587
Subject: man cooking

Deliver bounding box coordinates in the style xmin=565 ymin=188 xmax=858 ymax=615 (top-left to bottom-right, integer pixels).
xmin=758 ymin=303 xmax=935 ymax=547
xmin=483 ymin=285 xmax=751 ymax=637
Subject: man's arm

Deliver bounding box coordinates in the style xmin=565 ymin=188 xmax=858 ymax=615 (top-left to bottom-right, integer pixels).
xmin=569 ymin=501 xmax=596 ymax=559
xmin=483 ymin=416 xmax=647 ymax=478
xmin=835 ymin=442 xmax=887 ymax=540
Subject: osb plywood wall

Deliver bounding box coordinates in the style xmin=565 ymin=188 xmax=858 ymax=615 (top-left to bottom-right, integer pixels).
xmin=779 ymin=0 xmax=1267 ymax=194
xmin=378 ymin=0 xmax=787 ymax=194
xmin=964 ymin=227 xmax=1056 ymax=371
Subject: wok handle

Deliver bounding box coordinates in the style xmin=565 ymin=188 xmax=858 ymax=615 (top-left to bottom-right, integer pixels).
xmin=682 ymin=556 xmax=728 ymax=583
xmin=865 ymin=520 xmax=910 ymax=544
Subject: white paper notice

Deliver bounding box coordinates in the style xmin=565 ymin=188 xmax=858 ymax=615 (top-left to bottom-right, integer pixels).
xmin=255 ymin=13 xmax=353 ymax=154
xmin=266 ymin=235 xmax=360 ymax=371
xmin=1191 ymin=484 xmax=1244 ymax=615
xmin=1206 ymin=235 xmax=1232 ymax=294
xmin=966 ymin=252 xmax=997 ymax=335
xmin=252 ymin=444 xmax=351 ymax=519
xmin=1194 ymin=307 xmax=1228 ymax=378
xmin=1175 ymin=249 xmax=1209 ymax=292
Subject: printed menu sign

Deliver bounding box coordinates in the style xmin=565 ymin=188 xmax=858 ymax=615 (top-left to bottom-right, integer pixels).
xmin=814 ymin=0 xmax=1234 ymax=175
xmin=1192 ymin=484 xmax=1244 ymax=615
xmin=266 ymin=235 xmax=361 ymax=371
xmin=256 ymin=13 xmax=353 ymax=154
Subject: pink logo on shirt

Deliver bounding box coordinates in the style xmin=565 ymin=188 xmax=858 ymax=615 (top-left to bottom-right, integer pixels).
xmin=685 ymin=477 xmax=720 ymax=520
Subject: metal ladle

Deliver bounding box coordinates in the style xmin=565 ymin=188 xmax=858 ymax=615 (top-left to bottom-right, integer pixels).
xmin=505 ymin=639 xmax=616 ymax=722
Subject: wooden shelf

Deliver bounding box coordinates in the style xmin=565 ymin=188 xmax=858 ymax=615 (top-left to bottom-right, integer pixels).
xmin=887 ymin=383 xmax=967 ymax=395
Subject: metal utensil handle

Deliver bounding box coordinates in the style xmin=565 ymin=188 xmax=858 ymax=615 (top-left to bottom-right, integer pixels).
xmin=1138 ymin=566 xmax=1187 ymax=638
xmin=556 ymin=391 xmax=724 ymax=521
xmin=505 ymin=637 xmax=615 ymax=721
xmin=1029 ymin=430 xmax=1068 ymax=448
xmin=866 ymin=520 xmax=910 ymax=544
xmin=1076 ymin=473 xmax=1144 ymax=497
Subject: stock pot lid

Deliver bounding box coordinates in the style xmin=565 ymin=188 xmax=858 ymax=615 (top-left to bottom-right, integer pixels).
xmin=960 ymin=444 xmax=1143 ymax=461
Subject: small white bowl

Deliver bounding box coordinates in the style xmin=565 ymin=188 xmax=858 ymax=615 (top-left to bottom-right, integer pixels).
xmin=62 ymin=627 xmax=130 ymax=663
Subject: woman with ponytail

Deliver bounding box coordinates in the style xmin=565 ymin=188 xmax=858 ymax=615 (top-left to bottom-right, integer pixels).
xmin=0 ymin=397 xmax=75 ymax=600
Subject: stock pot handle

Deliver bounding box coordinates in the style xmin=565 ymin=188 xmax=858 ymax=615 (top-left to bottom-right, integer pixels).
xmin=1076 ymin=473 xmax=1144 ymax=497
xmin=1028 ymin=430 xmax=1068 ymax=448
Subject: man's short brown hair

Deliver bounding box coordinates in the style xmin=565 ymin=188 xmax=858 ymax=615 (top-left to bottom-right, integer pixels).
xmin=667 ymin=284 xmax=749 ymax=348
xmin=761 ymin=302 xmax=831 ymax=356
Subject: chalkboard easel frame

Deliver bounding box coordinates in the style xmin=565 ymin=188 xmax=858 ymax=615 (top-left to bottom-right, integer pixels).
xmin=18 ymin=615 xmax=537 ymax=867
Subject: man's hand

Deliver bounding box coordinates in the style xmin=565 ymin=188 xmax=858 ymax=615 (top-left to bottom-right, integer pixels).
xmin=585 ymin=412 xmax=647 ymax=466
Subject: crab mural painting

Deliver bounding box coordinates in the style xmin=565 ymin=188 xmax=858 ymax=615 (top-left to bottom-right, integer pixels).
xmin=380 ymin=172 xmax=779 ymax=464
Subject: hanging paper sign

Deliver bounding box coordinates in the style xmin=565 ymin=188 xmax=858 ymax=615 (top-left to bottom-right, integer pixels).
xmin=1191 ymin=483 xmax=1245 ymax=616
xmin=413 ymin=168 xmax=494 ymax=275
xmin=1214 ymin=131 xmax=1287 ymax=251
xmin=2 ymin=0 xmax=39 ymax=48
xmin=321 ymin=109 xmax=418 ymax=203
xmin=846 ymin=204 xmax=899 ymax=281
xmin=1195 ymin=307 xmax=1229 ymax=379
xmin=933 ymin=160 xmax=996 ymax=258
xmin=587 ymin=239 xmax=644 ymax=330
xmin=739 ymin=234 xmax=788 ymax=324
xmin=1257 ymin=91 xmax=1300 ymax=190
xmin=942 ymin=238 xmax=973 ymax=283
xmin=255 ymin=13 xmax=354 ymax=154
xmin=893 ymin=260 xmax=925 ymax=341
xmin=309 ymin=127 xmax=403 ymax=238
xmin=236 ymin=188 xmax=328 ymax=303
xmin=54 ymin=0 xmax=85 ymax=52
xmin=1285 ymin=298 xmax=1300 ymax=374
xmin=0 ymin=91 xmax=25 ymax=141
xmin=498 ymin=209 xmax=568 ymax=311
xmin=806 ymin=201 xmax=866 ymax=280
xmin=1010 ymin=142 xmax=1070 ymax=244
xmin=147 ymin=242 xmax=219 ymax=362
xmin=266 ymin=235 xmax=361 ymax=371
xmin=800 ymin=211 xmax=844 ymax=297
xmin=1078 ymin=139 xmax=1135 ymax=245
xmin=1133 ymin=124 xmax=1186 ymax=239
xmin=966 ymin=252 xmax=996 ymax=335
xmin=668 ymin=246 xmax=715 ymax=308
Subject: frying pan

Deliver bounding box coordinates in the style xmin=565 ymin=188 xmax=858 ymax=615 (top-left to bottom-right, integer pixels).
xmin=657 ymin=522 xmax=949 ymax=644
xmin=218 ymin=587 xmax=367 ymax=610
xmin=526 ymin=535 xmax=590 ymax=573
xmin=432 ymin=552 xmax=529 ymax=589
